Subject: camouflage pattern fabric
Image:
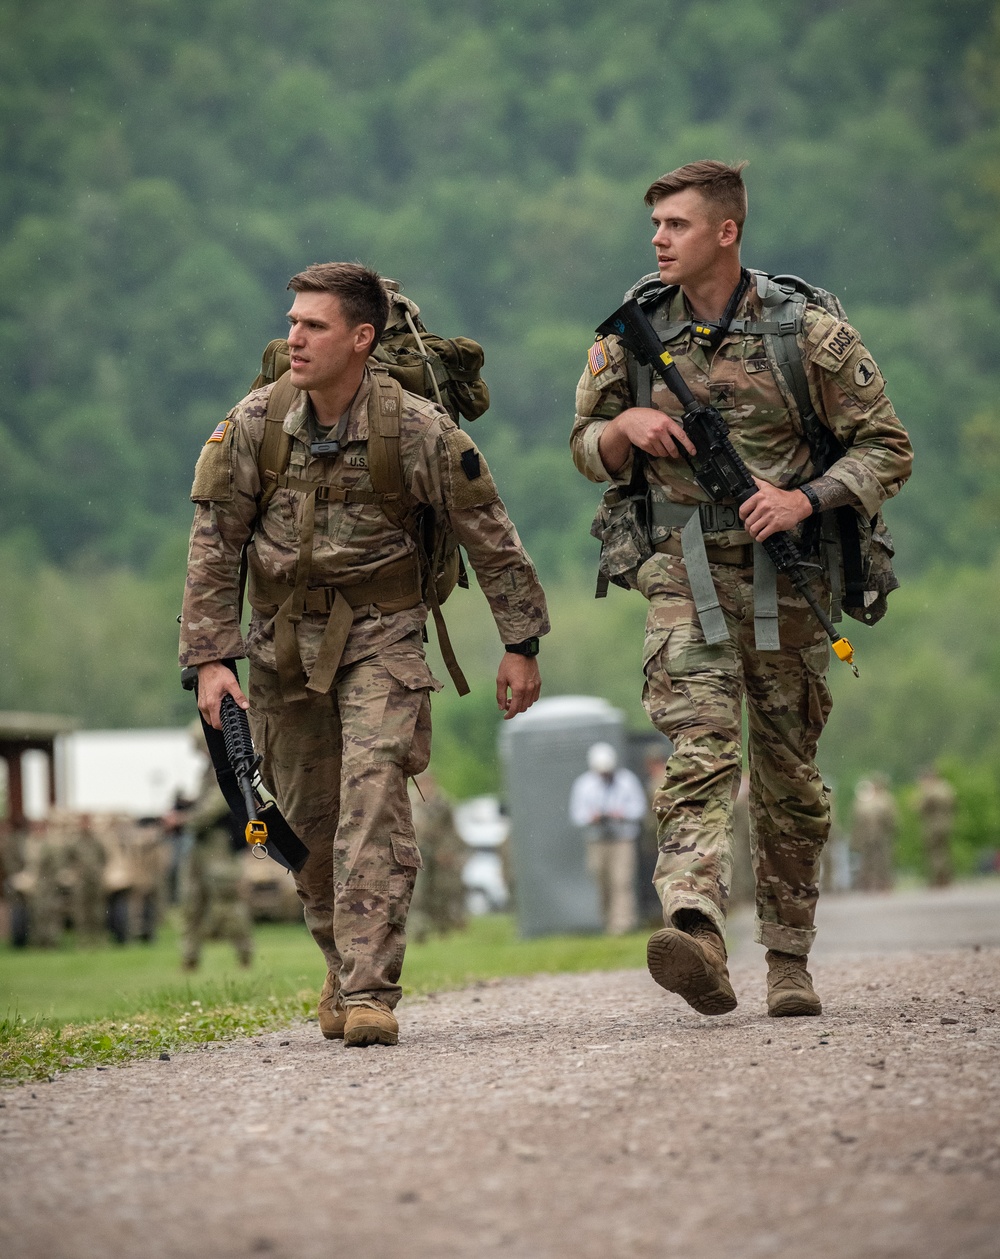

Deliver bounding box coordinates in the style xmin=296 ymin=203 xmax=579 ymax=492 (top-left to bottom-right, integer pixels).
xmin=249 ymin=632 xmax=435 ymax=1008
xmin=639 ymin=551 xmax=832 ymax=955
xmin=181 ymin=766 xmax=253 ymax=968
xmin=571 ymin=280 xmax=912 ymax=955
xmin=572 ymin=286 xmax=912 ymax=521
xmin=915 ymin=772 xmax=956 ymax=888
xmin=180 ymin=367 xmax=549 ymax=675
xmin=180 ymin=365 xmax=548 ymax=1004
xmin=408 ymin=778 xmax=468 ymax=942
xmin=66 ymin=827 xmax=107 ymax=945
xmin=851 ymin=779 xmax=897 ymax=892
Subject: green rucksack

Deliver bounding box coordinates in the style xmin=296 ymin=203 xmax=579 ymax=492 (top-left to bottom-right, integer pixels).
xmin=250 ymin=279 xmax=489 ymax=425
xmin=623 ymin=269 xmax=899 ymax=626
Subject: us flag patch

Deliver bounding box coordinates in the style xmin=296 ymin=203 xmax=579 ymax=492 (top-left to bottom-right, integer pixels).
xmin=206 ymin=420 xmax=230 ymax=443
xmin=588 ymin=338 xmax=609 ymax=376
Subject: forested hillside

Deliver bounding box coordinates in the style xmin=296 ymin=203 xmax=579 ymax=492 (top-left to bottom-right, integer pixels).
xmin=2 ymin=0 xmax=1000 ymax=805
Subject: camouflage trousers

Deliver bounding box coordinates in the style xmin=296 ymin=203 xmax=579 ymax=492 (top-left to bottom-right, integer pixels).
xmin=181 ymin=837 xmax=253 ymax=967
xmin=638 ymin=551 xmax=833 ymax=955
xmin=249 ymin=633 xmax=437 ymax=1009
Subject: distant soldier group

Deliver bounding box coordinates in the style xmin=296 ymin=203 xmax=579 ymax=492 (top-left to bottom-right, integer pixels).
xmin=3 ymin=810 xmax=169 ymax=948
xmin=850 ymin=766 xmax=959 ymax=892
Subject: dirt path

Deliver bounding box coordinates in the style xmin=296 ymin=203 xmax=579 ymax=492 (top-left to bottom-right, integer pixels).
xmin=2 ymin=941 xmax=999 ymax=1259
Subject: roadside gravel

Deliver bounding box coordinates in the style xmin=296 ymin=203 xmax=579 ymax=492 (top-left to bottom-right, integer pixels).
xmin=2 ymin=946 xmax=998 ymax=1258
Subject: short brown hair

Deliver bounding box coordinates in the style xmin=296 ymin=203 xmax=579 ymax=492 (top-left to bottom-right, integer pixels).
xmin=287 ymin=262 xmax=390 ymax=343
xmin=644 ymin=160 xmax=749 ymax=241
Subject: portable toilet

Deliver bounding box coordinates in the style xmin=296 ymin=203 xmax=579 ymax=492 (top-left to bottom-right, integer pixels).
xmin=498 ymin=695 xmax=625 ymax=937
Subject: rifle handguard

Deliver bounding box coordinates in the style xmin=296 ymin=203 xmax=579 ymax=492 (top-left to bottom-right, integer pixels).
xmin=220 ymin=694 xmax=269 ymax=852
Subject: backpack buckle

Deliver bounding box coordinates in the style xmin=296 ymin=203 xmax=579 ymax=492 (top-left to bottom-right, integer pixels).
xmin=779 ymin=320 xmax=797 ymax=335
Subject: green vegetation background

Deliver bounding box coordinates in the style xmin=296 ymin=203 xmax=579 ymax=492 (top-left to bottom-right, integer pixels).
xmin=3 ymin=0 xmax=1000 ymax=837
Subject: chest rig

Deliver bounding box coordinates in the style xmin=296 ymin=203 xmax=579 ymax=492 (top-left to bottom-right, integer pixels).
xmin=621 ymin=271 xmax=872 ymax=651
xmin=245 ymin=367 xmax=467 ymax=701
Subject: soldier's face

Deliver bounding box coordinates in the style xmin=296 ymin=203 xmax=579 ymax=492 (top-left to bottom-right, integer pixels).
xmin=651 ymin=190 xmax=737 ymax=288
xmin=285 ymin=291 xmax=375 ymax=393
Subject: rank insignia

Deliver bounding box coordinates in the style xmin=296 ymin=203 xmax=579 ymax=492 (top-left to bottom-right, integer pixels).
xmin=206 ymin=420 xmax=231 ymax=443
xmin=588 ymin=338 xmax=609 ymax=376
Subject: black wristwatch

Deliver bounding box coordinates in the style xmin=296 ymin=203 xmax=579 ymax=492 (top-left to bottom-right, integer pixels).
xmin=800 ymin=483 xmax=822 ymax=516
xmin=504 ymin=637 xmax=540 ymax=658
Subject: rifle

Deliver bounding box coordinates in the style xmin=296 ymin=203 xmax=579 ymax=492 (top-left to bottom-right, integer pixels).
xmin=596 ymin=299 xmax=857 ymax=675
xmin=181 ymin=662 xmax=309 ymax=872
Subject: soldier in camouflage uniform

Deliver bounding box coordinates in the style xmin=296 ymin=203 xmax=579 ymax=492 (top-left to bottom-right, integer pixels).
xmin=914 ymin=767 xmax=957 ymax=889
xmin=851 ymin=775 xmax=898 ymax=892
xmin=179 ymin=727 xmax=254 ymax=970
xmin=571 ymin=161 xmax=912 ymax=1017
xmin=407 ymin=773 xmax=469 ymax=942
xmin=180 ymin=263 xmax=548 ymax=1047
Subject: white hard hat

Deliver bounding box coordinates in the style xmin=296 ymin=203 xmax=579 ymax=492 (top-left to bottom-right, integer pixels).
xmin=588 ymin=741 xmax=618 ymax=773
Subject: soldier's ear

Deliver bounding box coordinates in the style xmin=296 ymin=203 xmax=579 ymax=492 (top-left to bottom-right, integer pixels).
xmin=355 ymin=322 xmax=377 ymax=355
xmin=718 ymin=218 xmax=739 ymax=248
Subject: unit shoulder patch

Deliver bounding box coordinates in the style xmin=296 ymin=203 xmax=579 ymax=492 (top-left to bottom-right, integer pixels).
xmin=819 ymin=321 xmax=860 ymax=363
xmin=441 ymin=427 xmax=498 ymax=510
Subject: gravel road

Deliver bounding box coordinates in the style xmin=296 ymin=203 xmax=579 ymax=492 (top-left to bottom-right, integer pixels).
xmin=3 ymin=895 xmax=999 ymax=1259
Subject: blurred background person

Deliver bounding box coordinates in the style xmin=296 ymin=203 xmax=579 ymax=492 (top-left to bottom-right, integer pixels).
xmin=169 ymin=720 xmax=254 ymax=972
xmin=915 ymin=767 xmax=957 ymax=888
xmin=408 ymin=772 xmax=469 ymax=942
xmin=569 ymin=741 xmax=646 ymax=935
xmin=851 ymin=774 xmax=897 ymax=892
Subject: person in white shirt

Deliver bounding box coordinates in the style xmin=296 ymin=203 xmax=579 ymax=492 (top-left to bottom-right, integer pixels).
xmin=569 ymin=742 xmax=647 ymax=935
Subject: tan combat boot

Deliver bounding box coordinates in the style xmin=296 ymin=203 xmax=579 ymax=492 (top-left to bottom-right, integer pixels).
xmin=343 ymin=999 xmax=399 ymax=1047
xmin=318 ymin=972 xmax=347 ymax=1040
xmin=765 ymin=949 xmax=822 ymax=1017
xmin=647 ymin=920 xmax=738 ymax=1015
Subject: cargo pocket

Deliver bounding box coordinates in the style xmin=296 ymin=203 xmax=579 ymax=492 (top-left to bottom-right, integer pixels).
xmin=388 ymin=832 xmax=423 ymax=927
xmin=642 ymin=626 xmax=740 ymax=741
xmin=376 ymin=653 xmax=441 ymax=770
xmin=801 ymin=642 xmax=833 ymax=740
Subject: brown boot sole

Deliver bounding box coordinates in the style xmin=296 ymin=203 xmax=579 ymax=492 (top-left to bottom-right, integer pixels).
xmin=319 ymin=1020 xmax=346 ymax=1041
xmin=767 ymin=992 xmax=822 ymax=1018
xmin=647 ymin=928 xmax=738 ymax=1016
xmin=343 ymin=1017 xmax=399 ymax=1048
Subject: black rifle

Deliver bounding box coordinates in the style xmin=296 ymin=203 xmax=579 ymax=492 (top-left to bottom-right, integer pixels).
xmin=181 ymin=662 xmax=309 ymax=872
xmin=596 ymin=299 xmax=857 ymax=674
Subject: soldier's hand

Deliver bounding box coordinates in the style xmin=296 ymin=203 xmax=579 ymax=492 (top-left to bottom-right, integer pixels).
xmin=600 ymin=407 xmax=697 ymax=473
xmin=197 ymin=660 xmax=249 ymax=730
xmin=739 ymin=478 xmax=812 ymax=541
xmin=496 ymin=654 xmax=541 ymax=720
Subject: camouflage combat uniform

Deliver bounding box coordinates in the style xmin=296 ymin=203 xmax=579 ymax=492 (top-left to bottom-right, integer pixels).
xmin=571 ymin=283 xmax=912 ymax=954
xmin=181 ymin=765 xmax=254 ymax=969
xmin=180 ymin=368 xmax=548 ymax=1008
xmin=915 ymin=771 xmax=957 ymax=888
xmin=851 ymin=777 xmax=898 ymax=892
xmin=407 ymin=776 xmax=469 ymax=942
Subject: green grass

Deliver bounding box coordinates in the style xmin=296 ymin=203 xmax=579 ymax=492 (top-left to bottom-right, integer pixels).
xmin=0 ymin=915 xmax=647 ymax=1083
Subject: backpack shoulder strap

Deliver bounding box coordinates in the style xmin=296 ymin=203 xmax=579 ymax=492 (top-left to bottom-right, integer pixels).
xmin=365 ymin=368 xmax=407 ymax=505
xmin=257 ymin=374 xmax=299 ymax=510
xmin=366 ymin=367 xmax=470 ymax=695
xmin=745 ymin=271 xmax=841 ymax=470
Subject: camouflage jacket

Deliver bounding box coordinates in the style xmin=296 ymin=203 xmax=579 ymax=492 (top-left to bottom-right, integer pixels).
xmin=571 ymin=282 xmax=913 ymax=532
xmin=180 ymin=368 xmax=549 ymax=675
